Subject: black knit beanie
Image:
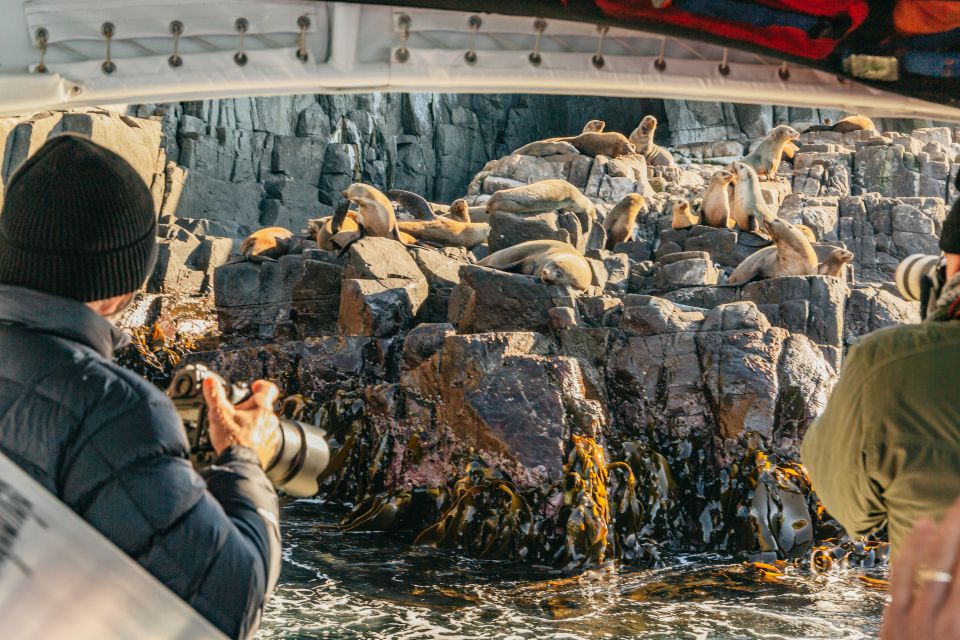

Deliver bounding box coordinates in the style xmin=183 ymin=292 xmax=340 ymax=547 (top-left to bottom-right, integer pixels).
xmin=940 ymin=171 xmax=960 ymax=254
xmin=0 ymin=134 xmax=157 ymax=302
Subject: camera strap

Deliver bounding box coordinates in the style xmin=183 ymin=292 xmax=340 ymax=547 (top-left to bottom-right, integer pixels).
xmin=0 ymin=450 xmax=226 ymax=639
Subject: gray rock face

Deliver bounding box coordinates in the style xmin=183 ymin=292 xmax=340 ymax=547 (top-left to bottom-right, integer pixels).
xmin=214 ymin=254 xmax=343 ymax=339
xmin=449 ymin=266 xmax=578 ymax=334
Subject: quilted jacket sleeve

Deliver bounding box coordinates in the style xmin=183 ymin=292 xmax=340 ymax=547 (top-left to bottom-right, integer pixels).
xmin=58 ymin=368 xmax=280 ymax=640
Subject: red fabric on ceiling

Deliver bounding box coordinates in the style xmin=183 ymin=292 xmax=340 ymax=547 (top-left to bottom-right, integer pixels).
xmin=894 ymin=0 xmax=960 ymax=35
xmin=593 ymin=0 xmax=870 ymax=59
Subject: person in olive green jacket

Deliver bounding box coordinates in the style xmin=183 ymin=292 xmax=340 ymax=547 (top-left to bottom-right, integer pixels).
xmin=802 ymin=192 xmax=960 ymax=551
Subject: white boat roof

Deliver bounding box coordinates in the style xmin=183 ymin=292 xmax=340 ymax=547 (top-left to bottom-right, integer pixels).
xmin=1 ymin=0 xmax=959 ymax=120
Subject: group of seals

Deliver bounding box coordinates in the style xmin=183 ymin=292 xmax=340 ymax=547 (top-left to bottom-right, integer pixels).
xmin=628 ymin=116 xmax=676 ymax=167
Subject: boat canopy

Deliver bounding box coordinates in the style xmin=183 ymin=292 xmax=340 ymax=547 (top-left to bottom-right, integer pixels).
xmin=1 ymin=0 xmax=958 ymax=120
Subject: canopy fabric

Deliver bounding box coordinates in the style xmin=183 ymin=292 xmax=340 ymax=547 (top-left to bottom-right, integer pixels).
xmin=0 ymin=0 xmax=958 ymax=120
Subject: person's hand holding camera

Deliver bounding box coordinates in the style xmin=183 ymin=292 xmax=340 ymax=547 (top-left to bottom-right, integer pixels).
xmin=202 ymin=377 xmax=282 ymax=469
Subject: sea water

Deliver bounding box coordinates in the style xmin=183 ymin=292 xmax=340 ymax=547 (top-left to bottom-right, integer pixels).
xmin=257 ymin=500 xmax=885 ymax=640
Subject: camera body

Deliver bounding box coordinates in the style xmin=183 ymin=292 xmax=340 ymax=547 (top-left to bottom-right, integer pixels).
xmin=167 ymin=364 xmax=330 ymax=498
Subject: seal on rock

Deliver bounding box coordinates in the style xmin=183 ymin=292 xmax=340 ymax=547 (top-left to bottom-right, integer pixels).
xmin=512 ymin=140 xmax=581 ymax=157
xmin=309 ymin=207 xmax=360 ymax=251
xmin=818 ymin=248 xmax=854 ymax=277
xmin=556 ymin=132 xmax=636 ymax=158
xmin=628 ymin=115 xmax=676 ymax=167
xmin=671 ymin=201 xmax=700 ymax=230
xmin=796 ymin=224 xmax=817 ymax=243
xmin=701 ymin=170 xmax=737 ymax=229
xmin=387 ymin=189 xmax=436 ymax=220
xmin=337 ymin=183 xmax=404 ymax=248
xmin=726 ymin=218 xmax=818 ymax=285
xmin=479 ymin=239 xmax=593 ymax=291
xmin=781 ymin=140 xmax=799 ymax=162
xmin=730 ymin=162 xmax=774 ymax=235
xmin=603 ymin=194 xmax=646 ymax=250
xmin=802 ymin=114 xmax=875 ymax=134
xmin=397 ymin=217 xmax=490 ymax=248
xmin=485 ymin=178 xmax=595 ymax=243
xmin=237 ymin=227 xmax=299 ymax=262
xmin=447 ymin=199 xmax=472 ymax=223
xmin=741 ymin=125 xmax=800 ymax=179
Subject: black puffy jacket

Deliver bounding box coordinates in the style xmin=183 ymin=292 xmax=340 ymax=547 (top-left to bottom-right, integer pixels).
xmin=0 ymin=285 xmax=280 ymax=639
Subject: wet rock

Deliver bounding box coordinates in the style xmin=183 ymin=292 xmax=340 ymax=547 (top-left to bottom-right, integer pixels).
xmin=449 ymin=266 xmax=578 ymax=334
xmin=214 ymin=255 xmax=342 ymax=339
xmin=339 ymin=278 xmax=430 ymax=337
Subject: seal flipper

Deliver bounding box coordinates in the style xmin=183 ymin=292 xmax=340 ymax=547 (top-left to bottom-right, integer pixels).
xmin=337 ymin=222 xmax=366 ymax=258
xmin=388 ymin=189 xmax=436 ymax=221
xmin=332 ymin=199 xmax=351 ymax=234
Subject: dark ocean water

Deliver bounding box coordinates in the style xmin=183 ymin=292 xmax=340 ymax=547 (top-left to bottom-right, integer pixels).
xmin=257 ymin=499 xmax=886 ymax=640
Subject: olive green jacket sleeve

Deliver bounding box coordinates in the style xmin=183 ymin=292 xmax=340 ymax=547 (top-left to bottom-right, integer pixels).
xmin=801 ymin=339 xmax=886 ymax=538
xmin=801 ymin=322 xmax=960 ymax=549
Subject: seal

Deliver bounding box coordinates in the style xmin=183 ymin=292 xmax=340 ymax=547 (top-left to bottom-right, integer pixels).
xmin=485 ymin=178 xmax=595 ymax=243
xmin=512 ymin=140 xmax=581 ymax=157
xmin=671 ymin=200 xmax=700 ymax=230
xmin=818 ymin=248 xmax=854 ymax=277
xmin=581 ymin=119 xmax=605 ymax=134
xmin=797 ymin=224 xmax=817 ymax=243
xmin=397 ymin=218 xmax=490 ymax=248
xmin=628 ymin=115 xmax=676 ymax=167
xmin=803 ymin=114 xmax=875 ymax=134
xmin=603 ymin=194 xmax=646 ymax=249
xmin=447 ymin=199 xmax=471 ymax=223
xmin=238 ymin=227 xmax=297 ymax=262
xmin=478 ymin=239 xmax=593 ymax=291
xmin=730 ymin=161 xmax=774 ymax=235
xmin=741 ymin=125 xmax=800 ymax=179
xmin=556 ymin=132 xmax=636 ymax=158
xmin=338 ymin=183 xmax=404 ymax=247
xmin=309 ymin=205 xmax=360 ymax=251
xmin=387 ymin=189 xmax=437 ymax=220
xmin=701 ymin=170 xmax=737 ymax=229
xmin=726 ymin=218 xmax=818 ymax=285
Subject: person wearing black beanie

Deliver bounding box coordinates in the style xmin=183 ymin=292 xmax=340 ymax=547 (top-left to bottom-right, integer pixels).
xmin=0 ymin=134 xmax=282 ymax=639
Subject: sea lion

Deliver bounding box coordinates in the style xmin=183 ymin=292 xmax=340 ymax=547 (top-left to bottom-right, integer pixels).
xmin=479 ymin=239 xmax=593 ymax=291
xmin=802 ymin=114 xmax=875 ymax=135
xmin=818 ymin=248 xmax=854 ymax=277
xmin=603 ymin=194 xmax=646 ymax=250
xmin=512 ymin=140 xmax=581 ymax=157
xmin=628 ymin=115 xmax=676 ymax=167
xmin=397 ymin=217 xmax=490 ymax=248
xmin=726 ymin=218 xmax=818 ymax=285
xmin=555 ymin=132 xmax=636 ymax=158
xmin=730 ymin=162 xmax=774 ymax=235
xmin=671 ymin=200 xmax=700 ymax=230
xmin=741 ymin=125 xmax=800 ymax=179
xmin=338 ymin=183 xmax=404 ymax=248
xmin=485 ymin=179 xmax=595 ymax=244
xmin=387 ymin=189 xmax=436 ymax=220
xmin=581 ymin=119 xmax=605 ymax=134
xmin=701 ymin=170 xmax=737 ymax=229
xmin=448 ymin=199 xmax=471 ymax=223
xmin=236 ymin=227 xmax=298 ymax=262
xmin=310 ymin=210 xmax=359 ymax=251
